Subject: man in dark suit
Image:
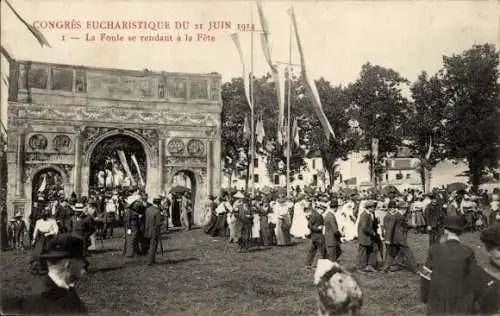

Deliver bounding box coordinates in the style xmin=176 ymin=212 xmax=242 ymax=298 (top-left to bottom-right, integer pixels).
xmin=384 ymin=201 xmax=417 ymax=272
xmin=306 ymin=202 xmax=326 ymax=269
xmin=357 ymin=201 xmax=378 ymax=272
xmin=1 ymin=234 xmax=89 ymax=314
xmin=323 ymin=199 xmax=342 ymax=262
xmin=238 ymin=195 xmax=254 ymax=253
xmin=424 ymin=193 xmax=445 ymax=248
xmin=144 ymin=197 xmax=163 ymax=265
xmin=472 ymin=224 xmax=500 ymax=314
xmin=420 ymin=216 xmax=476 ymax=315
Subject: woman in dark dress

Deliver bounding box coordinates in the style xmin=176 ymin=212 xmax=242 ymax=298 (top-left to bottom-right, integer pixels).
xmin=123 ymin=200 xmax=144 ymax=257
xmin=211 ymin=193 xmax=231 ymax=237
xmin=259 ymin=198 xmax=273 ymax=246
xmin=30 ymin=209 xmax=59 ymax=274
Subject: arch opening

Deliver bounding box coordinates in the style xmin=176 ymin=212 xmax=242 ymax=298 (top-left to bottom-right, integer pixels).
xmin=170 ymin=170 xmax=196 ymax=228
xmin=32 ymin=168 xmax=64 ymax=201
xmin=89 ymin=134 xmax=147 ymax=195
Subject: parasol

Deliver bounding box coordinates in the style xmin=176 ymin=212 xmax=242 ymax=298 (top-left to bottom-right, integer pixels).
xmin=382 ymin=185 xmax=400 ymax=196
xmin=170 ymin=185 xmax=191 ymax=195
xmin=446 ymin=182 xmax=467 ymax=193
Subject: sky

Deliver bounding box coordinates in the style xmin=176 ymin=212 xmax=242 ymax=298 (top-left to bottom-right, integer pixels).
xmin=1 ymin=0 xmax=499 ymax=128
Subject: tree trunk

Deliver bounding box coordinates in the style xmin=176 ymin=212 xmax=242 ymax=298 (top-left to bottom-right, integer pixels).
xmin=425 ymin=168 xmax=432 ymax=194
xmin=327 ymin=166 xmax=335 ymax=188
xmin=468 ymin=155 xmax=482 ymax=193
xmin=419 ymin=165 xmax=426 ymax=192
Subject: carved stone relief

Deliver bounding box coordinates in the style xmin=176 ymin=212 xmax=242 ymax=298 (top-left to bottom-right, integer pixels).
xmin=28 ymin=134 xmax=48 ymax=150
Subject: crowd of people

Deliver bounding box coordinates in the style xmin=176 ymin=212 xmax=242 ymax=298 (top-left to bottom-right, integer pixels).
xmin=1 ymin=183 xmax=499 ymax=315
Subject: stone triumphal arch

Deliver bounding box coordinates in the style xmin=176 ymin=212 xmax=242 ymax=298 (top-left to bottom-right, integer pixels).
xmin=6 ymin=60 xmax=222 ymax=225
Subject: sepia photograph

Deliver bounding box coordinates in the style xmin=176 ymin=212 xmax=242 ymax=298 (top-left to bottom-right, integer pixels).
xmin=0 ymin=0 xmax=499 ymax=315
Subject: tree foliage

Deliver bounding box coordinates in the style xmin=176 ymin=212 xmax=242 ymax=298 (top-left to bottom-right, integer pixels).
xmin=441 ymin=43 xmax=500 ymax=191
xmin=348 ymin=63 xmax=410 ymax=183
xmin=405 ymin=71 xmax=448 ymax=189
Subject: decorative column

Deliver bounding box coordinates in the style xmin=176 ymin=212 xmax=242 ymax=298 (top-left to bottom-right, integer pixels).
xmin=73 ymin=128 xmax=82 ymax=195
xmin=158 ymin=138 xmax=164 ymax=194
xmin=15 ymin=132 xmax=25 ymax=197
xmin=206 ymin=137 xmax=213 ymax=196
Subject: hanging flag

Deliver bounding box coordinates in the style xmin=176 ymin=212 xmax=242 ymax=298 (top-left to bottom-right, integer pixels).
xmin=256 ymin=0 xmax=284 ymax=135
xmin=117 ymin=150 xmax=136 ymax=186
xmin=4 ymin=0 xmax=51 ymax=47
xmin=38 ymin=174 xmax=47 ymax=193
xmin=425 ymin=136 xmax=433 ymax=160
xmin=287 ymin=7 xmax=335 ymax=140
xmin=131 ymin=154 xmax=145 ymax=187
xmin=256 ymin=115 xmax=265 ymax=144
xmin=230 ymin=33 xmax=252 ymax=109
xmin=292 ymin=118 xmax=300 ymax=146
xmin=372 ymin=138 xmax=379 ymax=163
xmin=243 ymin=114 xmax=251 ymax=140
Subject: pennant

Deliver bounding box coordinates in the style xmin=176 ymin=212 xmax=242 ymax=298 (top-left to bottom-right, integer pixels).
xmin=257 ymin=0 xmax=284 ymax=135
xmin=4 ymin=0 xmax=51 ymax=48
xmin=243 ymin=114 xmax=251 ymax=140
xmin=117 ymin=150 xmax=136 ymax=186
xmin=38 ymin=174 xmax=47 ymax=192
xmin=372 ymin=138 xmax=379 ymax=163
xmin=231 ymin=33 xmax=252 ymax=109
xmin=287 ymin=7 xmax=335 ymax=139
xmin=256 ymin=116 xmax=265 ymax=144
xmin=292 ymin=118 xmax=300 ymax=146
xmin=131 ymin=154 xmax=145 ymax=187
xmin=425 ymin=136 xmax=433 ymax=160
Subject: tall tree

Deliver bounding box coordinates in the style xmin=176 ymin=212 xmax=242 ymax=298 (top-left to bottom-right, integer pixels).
xmin=348 ymin=63 xmax=410 ymax=186
xmin=405 ymin=71 xmax=448 ymax=192
xmin=441 ymin=43 xmax=500 ymax=191
xmin=297 ymin=78 xmax=357 ymax=187
xmin=221 ymin=74 xmax=308 ymax=188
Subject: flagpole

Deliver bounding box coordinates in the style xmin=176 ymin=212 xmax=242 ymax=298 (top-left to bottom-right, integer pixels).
xmin=250 ymin=5 xmax=255 ymax=198
xmin=286 ymin=14 xmax=292 ymax=198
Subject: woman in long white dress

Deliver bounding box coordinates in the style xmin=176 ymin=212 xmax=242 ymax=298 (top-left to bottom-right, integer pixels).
xmin=290 ymin=196 xmax=310 ymax=238
xmin=338 ymin=201 xmax=357 ymax=242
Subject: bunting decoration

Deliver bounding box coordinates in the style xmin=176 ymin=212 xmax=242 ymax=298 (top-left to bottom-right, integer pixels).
xmin=256 ymin=0 xmax=285 ymax=134
xmin=4 ymin=0 xmax=52 ymax=47
xmin=230 ymin=33 xmax=252 ymax=109
xmin=131 ymin=154 xmax=145 ymax=187
xmin=287 ymin=7 xmax=335 ymax=140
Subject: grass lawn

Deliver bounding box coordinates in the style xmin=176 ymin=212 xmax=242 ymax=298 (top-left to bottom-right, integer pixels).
xmin=0 ymin=228 xmax=490 ymax=316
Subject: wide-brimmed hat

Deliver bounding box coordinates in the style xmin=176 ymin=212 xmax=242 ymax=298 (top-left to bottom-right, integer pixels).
xmin=40 ymin=234 xmax=86 ymax=259
xmin=13 ymin=211 xmax=23 ymax=218
xmin=443 ymin=216 xmax=466 ymax=233
xmin=73 ymin=203 xmax=85 ymax=212
xmin=208 ymin=194 xmax=217 ymax=200
xmin=233 ymin=191 xmax=245 ymax=199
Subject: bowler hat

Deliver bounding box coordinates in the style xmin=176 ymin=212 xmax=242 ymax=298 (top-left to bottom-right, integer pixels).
xmin=152 ymin=196 xmax=162 ymax=203
xmin=329 ymin=199 xmax=339 ymax=208
xmin=365 ymin=201 xmax=377 ymax=209
xmin=480 ymin=224 xmax=500 ymax=247
xmin=40 ymin=234 xmax=86 ymax=259
xmin=208 ymin=194 xmax=216 ymax=200
xmin=443 ymin=216 xmax=465 ymax=233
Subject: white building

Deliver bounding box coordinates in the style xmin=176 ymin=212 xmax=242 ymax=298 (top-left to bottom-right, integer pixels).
xmin=221 ymin=150 xmax=371 ymax=191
